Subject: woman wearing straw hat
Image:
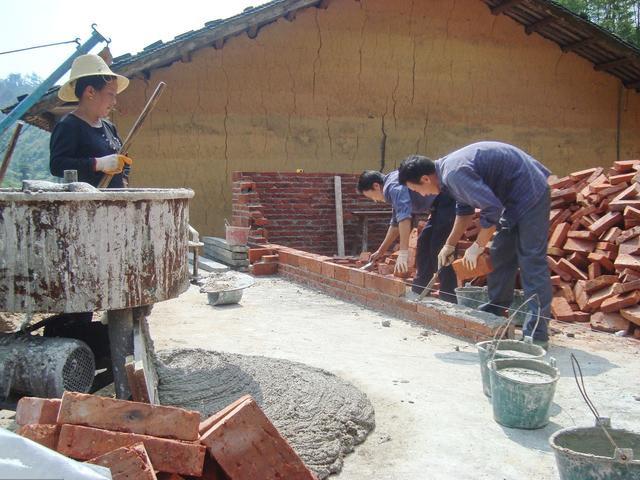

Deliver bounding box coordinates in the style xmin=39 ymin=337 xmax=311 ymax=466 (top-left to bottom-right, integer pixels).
xmin=45 ymin=54 xmax=133 ymax=378
xmin=50 ymin=53 xmax=132 ymax=188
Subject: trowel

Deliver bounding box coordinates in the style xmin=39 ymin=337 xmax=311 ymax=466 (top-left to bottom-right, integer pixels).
xmin=360 ymin=260 xmax=375 ymax=271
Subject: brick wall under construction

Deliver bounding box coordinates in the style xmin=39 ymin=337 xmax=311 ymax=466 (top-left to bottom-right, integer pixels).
xmin=232 ymin=172 xmax=389 ymax=255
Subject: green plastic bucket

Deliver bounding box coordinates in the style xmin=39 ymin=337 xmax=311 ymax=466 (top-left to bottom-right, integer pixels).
xmin=476 ymin=339 xmax=546 ymax=397
xmin=488 ymin=357 xmax=559 ymax=429
xmin=456 ymin=287 xmax=527 ymax=326
xmin=455 ymin=286 xmax=488 ymax=309
xmin=550 ymin=420 xmax=640 ymax=480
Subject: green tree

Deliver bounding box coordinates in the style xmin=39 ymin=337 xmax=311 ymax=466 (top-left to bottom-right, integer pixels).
xmin=0 ymin=73 xmax=54 ymax=187
xmin=557 ymin=0 xmax=640 ymax=47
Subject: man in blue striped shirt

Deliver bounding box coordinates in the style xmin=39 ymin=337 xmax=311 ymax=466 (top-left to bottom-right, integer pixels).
xmin=358 ymin=170 xmax=457 ymax=301
xmin=397 ymin=142 xmax=552 ymax=347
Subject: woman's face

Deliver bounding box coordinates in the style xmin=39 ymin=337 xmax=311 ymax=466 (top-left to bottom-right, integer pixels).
xmin=84 ymin=80 xmax=118 ymax=118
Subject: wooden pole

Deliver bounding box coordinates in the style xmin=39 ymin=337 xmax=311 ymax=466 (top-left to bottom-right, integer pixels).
xmin=98 ymin=81 xmax=167 ymax=188
xmin=334 ymin=176 xmax=345 ymax=256
xmin=0 ymin=122 xmax=24 ymax=185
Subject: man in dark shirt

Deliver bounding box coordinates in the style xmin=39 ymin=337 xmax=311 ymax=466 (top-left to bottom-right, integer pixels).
xmin=358 ymin=170 xmax=457 ymax=302
xmin=398 ymin=142 xmax=552 ymax=348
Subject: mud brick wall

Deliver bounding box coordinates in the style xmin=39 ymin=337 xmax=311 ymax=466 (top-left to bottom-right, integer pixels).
xmin=232 ymin=172 xmax=389 ymax=255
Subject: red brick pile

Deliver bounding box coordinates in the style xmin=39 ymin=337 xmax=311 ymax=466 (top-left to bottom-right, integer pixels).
xmin=448 ymin=160 xmax=640 ymax=339
xmin=544 ymin=160 xmax=640 ymax=338
xmin=16 ymin=392 xmax=317 ymax=480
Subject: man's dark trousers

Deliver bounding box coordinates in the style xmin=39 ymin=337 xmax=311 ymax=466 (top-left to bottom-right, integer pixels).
xmin=413 ymin=193 xmax=457 ymax=302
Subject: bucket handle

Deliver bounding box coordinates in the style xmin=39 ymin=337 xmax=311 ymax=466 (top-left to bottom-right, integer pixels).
xmin=570 ymin=354 xmax=629 ymax=461
xmin=489 ymin=294 xmax=541 ymax=363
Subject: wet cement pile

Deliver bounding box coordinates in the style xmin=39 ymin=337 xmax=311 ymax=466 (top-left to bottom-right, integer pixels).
xmin=155 ymin=348 xmax=376 ymax=479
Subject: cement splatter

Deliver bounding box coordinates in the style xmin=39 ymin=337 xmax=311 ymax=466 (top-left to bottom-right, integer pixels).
xmin=155 ymin=348 xmax=375 ymax=479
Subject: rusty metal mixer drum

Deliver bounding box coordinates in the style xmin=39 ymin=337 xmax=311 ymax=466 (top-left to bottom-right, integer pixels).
xmin=0 ymin=187 xmax=194 ymax=313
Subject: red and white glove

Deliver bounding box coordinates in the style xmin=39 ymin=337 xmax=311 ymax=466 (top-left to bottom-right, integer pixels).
xmin=94 ymin=154 xmax=132 ymax=174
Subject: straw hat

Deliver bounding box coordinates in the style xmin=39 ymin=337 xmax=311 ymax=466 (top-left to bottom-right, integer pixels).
xmin=58 ymin=54 xmax=129 ymax=102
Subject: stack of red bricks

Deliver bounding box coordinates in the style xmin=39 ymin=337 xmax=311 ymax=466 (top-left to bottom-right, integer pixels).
xmin=544 ymin=159 xmax=640 ymax=339
xmin=15 ymin=392 xmax=316 ymax=480
xmin=424 ymin=159 xmax=640 ymax=340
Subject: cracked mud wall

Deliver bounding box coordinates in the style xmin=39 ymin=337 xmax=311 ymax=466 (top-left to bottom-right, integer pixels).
xmin=112 ymin=0 xmax=640 ymax=236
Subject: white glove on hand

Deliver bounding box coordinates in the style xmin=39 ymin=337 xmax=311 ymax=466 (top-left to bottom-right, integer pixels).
xmin=437 ymin=244 xmax=456 ymax=270
xmin=395 ymin=250 xmax=409 ymax=273
xmin=94 ymin=154 xmax=132 ymax=174
xmin=463 ymin=242 xmax=484 ymax=270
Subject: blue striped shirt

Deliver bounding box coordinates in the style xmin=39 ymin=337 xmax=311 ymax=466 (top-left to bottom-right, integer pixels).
xmin=383 ymin=170 xmax=436 ymax=226
xmin=435 ymin=142 xmax=551 ymax=228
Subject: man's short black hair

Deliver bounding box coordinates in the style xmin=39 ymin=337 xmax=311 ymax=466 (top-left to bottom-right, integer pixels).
xmin=398 ymin=155 xmax=435 ymax=185
xmin=357 ymin=170 xmax=385 ymax=193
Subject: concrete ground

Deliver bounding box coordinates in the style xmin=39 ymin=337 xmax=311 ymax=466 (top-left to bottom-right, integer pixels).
xmin=148 ymin=276 xmax=640 ymax=480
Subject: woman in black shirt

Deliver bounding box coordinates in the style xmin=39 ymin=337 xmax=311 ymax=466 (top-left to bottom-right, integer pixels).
xmin=50 ymin=54 xmax=131 ymax=187
xmin=45 ymin=54 xmax=133 ymax=372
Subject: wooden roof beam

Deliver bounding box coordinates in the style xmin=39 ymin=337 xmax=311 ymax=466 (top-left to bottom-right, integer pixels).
xmin=491 ymin=0 xmax=525 ymax=15
xmin=525 ymin=16 xmax=555 ymax=35
xmin=561 ymin=36 xmax=597 ymax=53
xmin=594 ymin=57 xmax=633 ymax=72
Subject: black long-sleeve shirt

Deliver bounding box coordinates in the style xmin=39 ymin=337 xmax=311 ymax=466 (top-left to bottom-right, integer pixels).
xmin=49 ymin=113 xmax=127 ymax=188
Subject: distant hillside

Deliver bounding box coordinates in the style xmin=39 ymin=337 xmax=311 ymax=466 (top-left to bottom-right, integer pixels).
xmin=0 ymin=73 xmax=55 ymax=187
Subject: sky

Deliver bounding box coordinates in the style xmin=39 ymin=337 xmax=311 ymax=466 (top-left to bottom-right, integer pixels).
xmin=0 ymin=0 xmax=270 ymax=80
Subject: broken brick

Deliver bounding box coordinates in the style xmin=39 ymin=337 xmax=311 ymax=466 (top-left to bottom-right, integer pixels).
xmin=251 ymin=261 xmax=278 ymax=276
xmin=556 ymin=258 xmax=588 ymax=281
xmin=613 ymin=279 xmax=640 ymax=294
xmin=588 ymin=252 xmax=615 ymax=271
xmin=584 ymin=275 xmax=618 ymax=294
xmin=18 ymin=424 xmax=61 ymax=450
xmin=551 ymin=296 xmax=575 ymax=322
xmin=590 ymin=312 xmax=630 ymax=333
xmin=563 ymin=237 xmax=596 ymax=253
xmin=16 ymin=397 xmax=61 ymax=426
xmin=58 ymin=392 xmax=200 ymax=441
xmin=199 ymin=395 xmax=251 ymax=435
xmin=248 ymin=248 xmax=274 ymax=264
xmin=87 ymin=442 xmax=157 ymax=480
xmin=549 ymin=223 xmax=571 ymax=248
xmin=600 ymin=290 xmax=640 ymax=313
xmin=200 ymin=397 xmax=316 ymax=480
xmin=620 ymin=305 xmax=640 ymax=327
xmin=589 ymin=212 xmax=623 ymax=237
xmin=57 ymin=425 xmax=205 ymax=476
xmin=585 ymin=285 xmax=617 ymax=311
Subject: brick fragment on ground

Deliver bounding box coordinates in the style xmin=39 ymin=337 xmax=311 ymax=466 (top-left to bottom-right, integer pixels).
xmin=17 ymin=424 xmax=61 ymax=450
xmin=251 ymin=261 xmax=279 ymax=275
xmin=57 ymin=424 xmax=206 ymax=476
xmin=16 ymin=397 xmax=61 ymax=426
xmin=551 ymin=296 xmax=575 ymax=322
xmin=58 ymin=392 xmax=200 ymax=441
xmin=590 ymin=312 xmax=630 ymax=333
xmin=87 ymin=442 xmax=157 ymax=480
xmin=200 ymin=397 xmax=316 ymax=480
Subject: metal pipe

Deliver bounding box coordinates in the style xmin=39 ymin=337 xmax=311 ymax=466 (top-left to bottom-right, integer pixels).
xmin=0 ymin=26 xmax=107 ymax=137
